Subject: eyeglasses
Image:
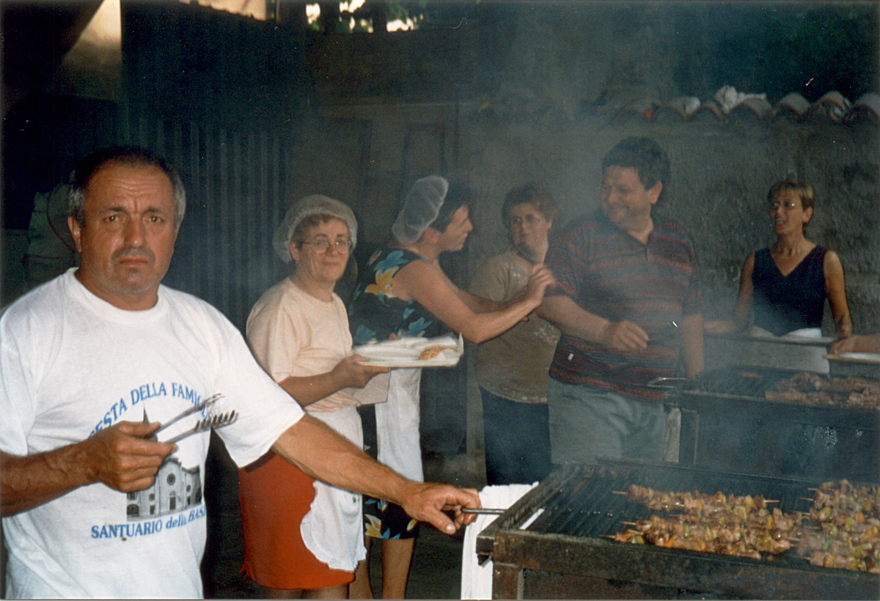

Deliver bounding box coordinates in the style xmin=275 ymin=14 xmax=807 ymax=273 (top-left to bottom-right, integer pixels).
xmin=768 ymin=201 xmax=800 ymax=211
xmin=300 ymin=237 xmax=352 ymax=254
xmin=507 ymin=214 xmax=544 ymax=227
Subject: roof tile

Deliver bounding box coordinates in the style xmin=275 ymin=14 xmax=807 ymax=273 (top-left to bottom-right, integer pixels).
xmin=808 ymin=91 xmax=851 ymax=122
xmin=730 ymin=96 xmax=771 ymax=119
xmin=599 ymin=89 xmax=873 ymax=125
xmin=843 ymin=93 xmax=880 ymax=124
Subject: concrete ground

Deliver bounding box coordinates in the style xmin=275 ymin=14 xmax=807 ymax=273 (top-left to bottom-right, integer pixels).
xmin=201 ymin=449 xmax=486 ymax=599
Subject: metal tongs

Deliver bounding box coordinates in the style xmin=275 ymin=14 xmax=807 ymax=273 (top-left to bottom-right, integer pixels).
xmin=163 ymin=411 xmax=238 ymax=444
xmin=151 ymin=393 xmax=238 ymax=444
xmin=462 ymin=508 xmax=506 ymax=515
xmin=153 ymin=393 xmax=222 ymax=438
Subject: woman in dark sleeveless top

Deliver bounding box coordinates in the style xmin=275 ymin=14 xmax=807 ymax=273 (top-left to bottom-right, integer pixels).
xmin=705 ymin=180 xmax=851 ymax=340
xmin=705 ymin=181 xmax=854 ymax=479
xmin=751 ymin=245 xmax=827 ymax=336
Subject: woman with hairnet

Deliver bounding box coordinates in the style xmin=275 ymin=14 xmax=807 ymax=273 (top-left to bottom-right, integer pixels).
xmin=347 ymin=176 xmax=554 ymax=599
xmin=238 ymin=196 xmax=388 ymax=599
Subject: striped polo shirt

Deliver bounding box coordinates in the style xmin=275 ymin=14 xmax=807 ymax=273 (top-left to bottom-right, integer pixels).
xmin=544 ymin=209 xmax=702 ymax=402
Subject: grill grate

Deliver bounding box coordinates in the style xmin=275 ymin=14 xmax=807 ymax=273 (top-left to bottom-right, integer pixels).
xmin=523 ymin=463 xmax=814 ymax=540
xmin=687 ymin=368 xmax=786 ymax=399
xmin=671 ymin=367 xmax=880 ymax=482
xmin=477 ymin=462 xmax=880 ymax=599
xmin=674 ymin=366 xmax=880 ymax=431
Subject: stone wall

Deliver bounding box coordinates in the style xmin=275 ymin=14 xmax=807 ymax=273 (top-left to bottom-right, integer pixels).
xmin=476 ymin=117 xmax=880 ymax=331
xmin=317 ymin=102 xmax=880 ymax=333
xmin=297 ymin=1 xmax=880 ymax=331
xmin=306 ymin=99 xmax=877 ymax=459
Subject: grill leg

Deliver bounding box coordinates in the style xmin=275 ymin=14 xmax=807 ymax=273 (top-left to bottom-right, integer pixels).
xmin=679 ymin=408 xmax=699 ymax=464
xmin=493 ymin=562 xmax=524 ymax=599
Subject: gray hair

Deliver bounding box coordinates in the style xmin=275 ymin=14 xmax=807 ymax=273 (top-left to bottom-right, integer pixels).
xmin=69 ymin=145 xmax=186 ymax=228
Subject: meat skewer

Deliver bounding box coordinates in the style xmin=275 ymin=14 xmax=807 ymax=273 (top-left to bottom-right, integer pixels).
xmin=611 ymin=515 xmax=792 ymax=557
xmin=765 ymin=372 xmax=880 ymax=410
xmin=615 ymin=484 xmax=776 ymax=515
xmin=608 ymin=480 xmax=880 ymax=572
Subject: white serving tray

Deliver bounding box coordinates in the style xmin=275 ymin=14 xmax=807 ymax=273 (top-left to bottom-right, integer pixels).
xmin=353 ymin=334 xmax=463 ymax=368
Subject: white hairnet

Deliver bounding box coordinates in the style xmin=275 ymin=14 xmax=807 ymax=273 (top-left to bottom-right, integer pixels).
xmin=273 ymin=195 xmax=357 ymax=263
xmin=391 ymin=176 xmax=449 ymax=245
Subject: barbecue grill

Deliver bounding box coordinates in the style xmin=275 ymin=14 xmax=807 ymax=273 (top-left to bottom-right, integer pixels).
xmin=660 ymin=367 xmax=880 ymax=482
xmin=476 ymin=460 xmax=880 ymax=599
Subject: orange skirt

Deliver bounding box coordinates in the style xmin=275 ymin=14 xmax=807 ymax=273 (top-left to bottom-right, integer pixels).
xmin=238 ymin=452 xmax=354 ymax=590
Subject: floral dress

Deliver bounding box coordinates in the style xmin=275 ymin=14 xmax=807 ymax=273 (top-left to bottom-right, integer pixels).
xmin=348 ymin=246 xmax=446 ymax=539
xmin=349 ymin=247 xmax=443 ymax=344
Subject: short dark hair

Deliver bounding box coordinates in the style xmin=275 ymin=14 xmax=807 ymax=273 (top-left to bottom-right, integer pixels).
xmin=501 ymin=183 xmax=558 ymax=225
xmin=431 ymin=182 xmax=471 ymax=233
xmin=69 ymin=145 xmax=186 ymax=228
xmin=601 ymin=137 xmax=670 ymax=202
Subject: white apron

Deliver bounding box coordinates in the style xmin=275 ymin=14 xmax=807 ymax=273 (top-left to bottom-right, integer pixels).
xmin=375 ymin=367 xmax=424 ymax=482
xmin=300 ymin=406 xmax=367 ymax=571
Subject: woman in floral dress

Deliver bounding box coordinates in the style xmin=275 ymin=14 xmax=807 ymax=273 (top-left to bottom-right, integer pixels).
xmin=347 ymin=176 xmax=554 ymax=598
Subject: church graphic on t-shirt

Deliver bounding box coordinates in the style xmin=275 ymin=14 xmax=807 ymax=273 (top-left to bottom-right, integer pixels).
xmin=126 ymin=457 xmax=202 ymax=521
xmin=124 ymin=407 xmax=204 ymax=521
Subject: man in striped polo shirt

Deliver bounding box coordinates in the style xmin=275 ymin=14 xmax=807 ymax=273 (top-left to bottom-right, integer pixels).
xmin=538 ymin=137 xmax=704 ymax=467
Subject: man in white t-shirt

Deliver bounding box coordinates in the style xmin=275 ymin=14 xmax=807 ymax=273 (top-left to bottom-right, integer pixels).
xmin=0 ymin=146 xmax=481 ymax=599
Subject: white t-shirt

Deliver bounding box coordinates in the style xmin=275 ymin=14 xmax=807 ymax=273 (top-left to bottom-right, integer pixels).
xmin=0 ymin=269 xmax=304 ymax=599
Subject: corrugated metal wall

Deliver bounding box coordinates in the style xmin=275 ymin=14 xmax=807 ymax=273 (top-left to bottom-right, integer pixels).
xmin=119 ymin=110 xmax=293 ymax=330
xmin=119 ymin=0 xmax=304 ymax=330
